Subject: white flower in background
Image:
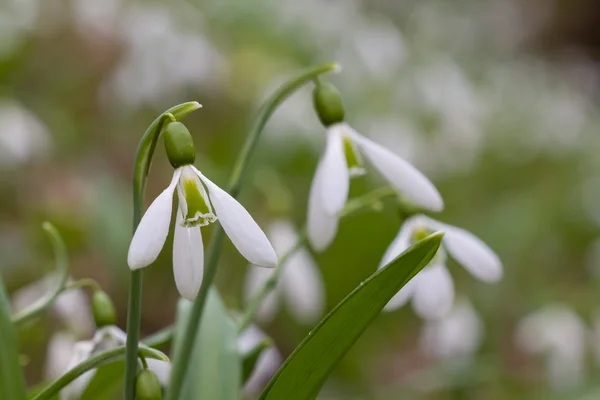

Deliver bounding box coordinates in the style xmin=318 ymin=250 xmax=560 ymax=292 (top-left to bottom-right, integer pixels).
xmin=244 ymin=220 xmax=325 ymax=325
xmin=380 ymin=214 xmax=502 ymax=319
xmin=0 ymin=100 xmax=50 ymax=167
xmin=45 ymin=326 xmax=170 ymax=399
xmin=308 ymin=82 xmax=443 ymax=252
xmin=420 ymin=298 xmax=483 ymax=361
xmin=516 ymin=304 xmax=587 ymax=390
xmin=128 ymin=121 xmax=277 ymax=300
xmin=11 ymin=274 xmax=94 ymax=337
xmin=238 ymin=325 xmax=283 ymax=396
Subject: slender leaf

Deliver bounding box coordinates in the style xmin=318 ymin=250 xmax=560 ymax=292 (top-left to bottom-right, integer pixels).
xmin=0 ymin=273 xmax=27 ymax=400
xmin=173 ymin=288 xmax=241 ymax=400
xmin=258 ymin=232 xmax=444 ymax=400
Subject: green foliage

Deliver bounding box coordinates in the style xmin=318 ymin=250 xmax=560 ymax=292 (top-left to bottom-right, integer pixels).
xmin=258 ymin=232 xmax=443 ymax=400
xmin=173 ymin=289 xmax=241 ymax=400
xmin=81 ymin=362 xmax=125 ymax=400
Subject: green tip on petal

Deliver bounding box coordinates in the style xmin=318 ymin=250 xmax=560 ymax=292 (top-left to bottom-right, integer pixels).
xmin=164 ymin=121 xmax=196 ymax=168
xmin=313 ymin=80 xmax=345 ymax=127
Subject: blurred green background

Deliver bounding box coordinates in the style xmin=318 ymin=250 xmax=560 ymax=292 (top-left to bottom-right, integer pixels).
xmin=3 ymin=0 xmax=600 ymax=398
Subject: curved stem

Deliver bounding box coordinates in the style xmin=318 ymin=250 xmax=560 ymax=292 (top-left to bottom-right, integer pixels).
xmin=166 ymin=62 xmax=339 ymax=400
xmin=142 ymin=326 xmax=174 ymax=349
xmin=32 ymin=346 xmax=168 ymax=400
xmin=124 ymin=102 xmax=201 ymax=400
xmin=12 ymin=222 xmax=69 ymax=326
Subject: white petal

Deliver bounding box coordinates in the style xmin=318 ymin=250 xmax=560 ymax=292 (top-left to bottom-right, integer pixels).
xmin=61 ymin=340 xmax=96 ymax=400
xmin=319 ymin=125 xmax=349 ymax=215
xmin=378 ymin=216 xmax=426 ymax=268
xmin=244 ymin=266 xmax=280 ymax=323
xmin=383 ymin=273 xmax=420 ymax=312
xmin=349 ymin=129 xmax=444 ymax=212
xmin=307 ymin=154 xmax=340 ymax=251
xmin=412 ymin=265 xmax=454 ymax=319
xmin=127 ymin=169 xmax=181 ymax=270
xmin=199 ymin=173 xmax=277 ymax=268
xmin=147 ymin=359 xmax=171 ymax=387
xmin=173 ymin=212 xmax=204 ymax=300
xmin=280 ymin=248 xmax=325 ymax=325
xmin=442 ymin=224 xmax=502 ymax=282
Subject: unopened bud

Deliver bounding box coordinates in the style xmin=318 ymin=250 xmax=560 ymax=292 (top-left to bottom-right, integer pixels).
xmin=92 ymin=290 xmax=117 ymax=328
xmin=313 ymin=81 xmax=345 ymax=127
xmin=163 ymin=121 xmax=196 ymax=168
xmin=136 ymin=369 xmax=163 ymax=400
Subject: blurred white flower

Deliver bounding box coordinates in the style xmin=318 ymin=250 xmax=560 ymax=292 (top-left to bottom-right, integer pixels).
xmin=238 ymin=324 xmax=282 ymax=396
xmin=380 ymin=214 xmax=502 ymax=319
xmin=45 ymin=326 xmax=169 ymax=399
xmin=103 ymin=3 xmax=226 ymax=107
xmin=11 ymin=274 xmax=94 ymax=337
xmin=420 ymin=298 xmax=483 ymax=361
xmin=0 ymin=100 xmax=50 ymax=167
xmin=516 ymin=304 xmax=587 ymax=390
xmin=128 ymin=164 xmax=277 ymax=299
xmin=308 ymin=123 xmax=443 ymax=252
xmin=244 ymin=220 xmax=324 ymax=325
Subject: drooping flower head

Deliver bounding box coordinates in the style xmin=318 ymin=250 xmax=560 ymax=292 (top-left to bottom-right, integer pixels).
xmin=307 ymin=80 xmax=444 ymax=251
xmin=127 ymin=120 xmax=277 ymax=299
xmin=380 ymin=214 xmax=502 ymax=319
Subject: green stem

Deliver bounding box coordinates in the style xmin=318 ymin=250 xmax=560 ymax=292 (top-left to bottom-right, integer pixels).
xmin=166 ymin=62 xmax=339 ymax=400
xmin=12 ymin=222 xmax=69 ymax=326
xmin=124 ymin=102 xmax=201 ymax=400
xmin=32 ymin=346 xmax=168 ymax=400
xmin=142 ymin=326 xmax=174 ymax=349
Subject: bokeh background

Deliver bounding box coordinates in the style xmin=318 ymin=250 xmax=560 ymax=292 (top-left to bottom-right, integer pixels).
xmin=3 ymin=0 xmax=600 ymax=398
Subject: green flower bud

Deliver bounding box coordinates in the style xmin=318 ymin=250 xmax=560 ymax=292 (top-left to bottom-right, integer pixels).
xmin=136 ymin=369 xmax=163 ymax=400
xmin=163 ymin=121 xmax=196 ymax=168
xmin=92 ymin=290 xmax=117 ymax=328
xmin=313 ymin=81 xmax=345 ymax=127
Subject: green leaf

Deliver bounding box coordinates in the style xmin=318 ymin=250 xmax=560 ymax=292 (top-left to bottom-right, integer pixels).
xmin=173 ymin=288 xmax=241 ymax=400
xmin=258 ymin=232 xmax=444 ymax=400
xmin=80 ymin=361 xmax=125 ymax=400
xmin=0 ymin=274 xmax=27 ymax=400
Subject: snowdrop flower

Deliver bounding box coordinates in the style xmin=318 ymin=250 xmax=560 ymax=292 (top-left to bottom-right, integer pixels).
xmin=380 ymin=214 xmax=502 ymax=319
xmin=516 ymin=304 xmax=587 ymax=390
xmin=127 ymin=120 xmax=277 ymax=299
xmin=307 ymin=81 xmax=443 ymax=251
xmin=244 ymin=220 xmax=325 ymax=325
xmin=238 ymin=324 xmax=283 ymax=395
xmin=46 ymin=326 xmax=170 ymax=399
xmin=420 ymin=298 xmax=483 ymax=361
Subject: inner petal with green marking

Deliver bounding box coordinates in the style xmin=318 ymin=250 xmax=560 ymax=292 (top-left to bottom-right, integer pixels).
xmin=342 ymin=134 xmax=366 ymax=177
xmin=177 ymin=166 xmax=217 ymax=227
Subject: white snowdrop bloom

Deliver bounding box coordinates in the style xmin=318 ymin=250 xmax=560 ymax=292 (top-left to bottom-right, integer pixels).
xmin=11 ymin=274 xmax=94 ymax=337
xmin=0 ymin=100 xmax=50 ymax=167
xmin=47 ymin=326 xmax=169 ymax=399
xmin=308 ymin=82 xmax=443 ymax=252
xmin=238 ymin=324 xmax=283 ymax=396
xmin=516 ymin=304 xmax=587 ymax=390
xmin=380 ymin=214 xmax=502 ymax=319
xmin=127 ymin=121 xmax=277 ymax=300
xmin=244 ymin=220 xmax=325 ymax=325
xmin=420 ymin=298 xmax=483 ymax=361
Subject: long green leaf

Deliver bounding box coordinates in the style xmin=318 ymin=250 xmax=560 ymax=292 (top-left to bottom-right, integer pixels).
xmin=0 ymin=273 xmax=27 ymax=400
xmin=174 ymin=289 xmax=241 ymax=400
xmin=80 ymin=361 xmax=125 ymax=400
xmin=258 ymin=232 xmax=443 ymax=400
